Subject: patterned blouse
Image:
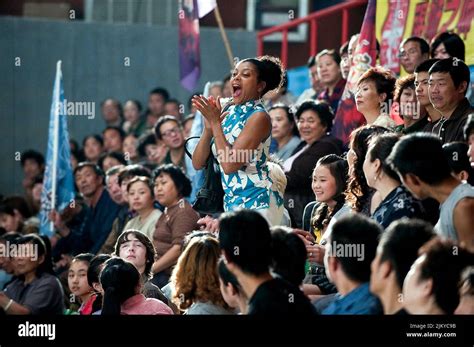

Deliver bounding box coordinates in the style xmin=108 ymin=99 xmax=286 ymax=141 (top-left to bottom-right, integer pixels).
xmin=371 ymin=185 xmax=423 ymax=229
xmin=212 ymin=100 xmax=284 ymax=211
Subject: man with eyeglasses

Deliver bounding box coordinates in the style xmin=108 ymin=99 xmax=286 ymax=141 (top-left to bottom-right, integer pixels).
xmin=399 ymin=36 xmax=430 ymax=74
xmin=154 ymin=115 xmax=198 ymax=202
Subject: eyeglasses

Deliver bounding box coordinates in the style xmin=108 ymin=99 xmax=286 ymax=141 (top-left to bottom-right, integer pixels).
xmin=398 ymin=48 xmax=419 ymax=58
xmin=160 ymin=126 xmax=180 ymax=138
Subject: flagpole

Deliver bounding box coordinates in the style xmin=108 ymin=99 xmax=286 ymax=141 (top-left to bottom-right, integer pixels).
xmin=50 ymin=60 xmax=61 ymax=231
xmin=213 ymin=3 xmax=234 ymax=69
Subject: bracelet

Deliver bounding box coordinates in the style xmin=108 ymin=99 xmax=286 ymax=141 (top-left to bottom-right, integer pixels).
xmin=4 ymin=298 xmax=13 ymax=312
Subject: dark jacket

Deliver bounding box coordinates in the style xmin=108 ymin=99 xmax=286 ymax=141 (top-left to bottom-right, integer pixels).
xmin=284 ymin=135 xmax=342 ymax=228
xmin=430 ymin=98 xmax=473 ymax=144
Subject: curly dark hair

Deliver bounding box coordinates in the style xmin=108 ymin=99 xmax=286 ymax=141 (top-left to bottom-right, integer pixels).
xmin=345 ymin=125 xmax=390 ymax=213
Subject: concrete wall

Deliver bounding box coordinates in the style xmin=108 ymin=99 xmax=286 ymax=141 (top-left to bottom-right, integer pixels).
xmin=0 ymin=16 xmax=256 ymax=197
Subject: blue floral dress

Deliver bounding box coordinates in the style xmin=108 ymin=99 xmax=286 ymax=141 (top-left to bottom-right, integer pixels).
xmin=211 ymin=100 xmax=284 ymax=213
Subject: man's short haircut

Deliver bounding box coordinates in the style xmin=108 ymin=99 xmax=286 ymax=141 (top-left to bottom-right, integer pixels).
xmin=117 ymin=164 xmax=151 ymax=186
xmin=414 ymin=58 xmax=439 ymax=74
xmin=463 ymin=114 xmax=474 ymax=140
xmin=418 ymin=239 xmax=474 ymax=314
xmin=74 ymin=161 xmax=104 ymax=178
xmin=105 ymin=165 xmax=125 ymax=178
xmin=149 ymin=87 xmax=170 ymax=101
xmin=428 ymin=57 xmax=470 ymax=95
xmin=307 ymin=55 xmax=317 ymax=68
xmin=20 ymin=150 xmax=45 ymax=167
xmin=102 ymin=126 xmax=126 ymax=140
xmin=379 ymin=218 xmax=435 ymax=289
xmin=401 ymin=36 xmax=430 ymax=55
xmin=219 ymin=210 xmax=272 ymax=276
xmin=442 ymin=142 xmax=474 ymax=186
xmin=329 ymin=213 xmax=382 ymax=283
xmin=270 ymin=226 xmax=307 ymax=286
xmin=387 ymin=133 xmax=452 ymax=185
xmin=154 ymin=115 xmax=181 ymax=140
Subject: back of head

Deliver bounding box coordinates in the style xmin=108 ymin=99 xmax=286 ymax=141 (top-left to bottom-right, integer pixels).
xmin=418 ymin=239 xmax=474 ymax=313
xmin=270 ymin=226 xmax=307 ymax=286
xmin=442 ymin=142 xmax=474 ymax=185
xmin=329 ymin=214 xmax=382 ymax=283
xmin=219 ymin=210 xmax=272 ymax=276
xmin=172 ymin=234 xmax=224 ymax=310
xmin=100 ymin=257 xmax=140 ymax=315
xmin=367 ymin=133 xmax=402 ymax=182
xmin=379 ymin=219 xmax=435 ymax=289
xmin=387 ymin=133 xmax=452 ymax=185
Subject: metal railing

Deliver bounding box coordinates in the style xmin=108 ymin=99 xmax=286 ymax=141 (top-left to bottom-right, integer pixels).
xmin=256 ymin=0 xmax=367 ymax=67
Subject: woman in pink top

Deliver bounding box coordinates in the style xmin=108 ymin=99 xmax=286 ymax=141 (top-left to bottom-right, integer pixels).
xmin=100 ymin=257 xmax=173 ymax=315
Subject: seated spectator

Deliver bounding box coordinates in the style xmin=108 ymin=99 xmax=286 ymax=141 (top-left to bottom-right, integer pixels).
xmin=101 ymin=98 xmax=123 ymax=128
xmin=296 ymin=55 xmax=323 ymax=105
xmin=465 ymin=114 xmax=474 ymax=165
xmin=339 ymin=41 xmax=350 ymax=80
xmin=171 ymin=234 xmax=232 ymax=314
xmin=316 ymin=49 xmax=346 ymax=113
xmin=370 ymin=219 xmax=435 ymax=314
xmin=263 ymin=72 xmax=296 ymax=109
xmin=182 ymin=114 xmax=194 ymax=139
xmin=322 ymin=214 xmax=383 ymax=315
xmin=428 ymin=58 xmax=473 ymax=144
xmin=165 ymin=99 xmax=183 ymax=121
xmin=105 ymin=165 xmax=126 ymax=206
xmin=154 ymin=116 xmax=187 ymax=171
xmin=364 ymin=133 xmax=424 ymax=228
xmin=137 ymin=132 xmax=168 ymax=167
xmin=98 ymin=151 xmax=127 ymax=173
xmin=102 ymin=126 xmax=125 ymax=153
xmin=219 ymin=210 xmax=316 ymax=315
xmin=221 ymin=75 xmax=232 ymax=98
xmin=399 ymin=36 xmax=430 ymax=74
xmin=355 ymin=66 xmax=397 ymax=128
xmin=82 ymin=135 xmax=104 ymax=163
xmin=99 ymin=164 xmax=151 ymax=254
xmin=414 ymin=59 xmax=442 ymax=130
xmin=394 ymin=74 xmax=429 ymax=134
xmin=455 ymin=266 xmax=474 ymax=314
xmin=147 ymin=87 xmax=169 ymax=126
xmin=270 ymin=226 xmax=307 ymax=288
xmin=20 ymin=150 xmax=45 ymax=197
xmin=284 ymin=101 xmax=343 ymax=227
xmin=151 ymin=164 xmax=199 ymax=287
xmin=122 ymin=134 xmax=140 ymax=164
xmin=67 ymin=253 xmax=95 ymax=315
xmin=86 ymin=254 xmax=111 ymax=315
xmin=70 ymin=149 xmax=84 ymax=171
xmin=300 ymin=155 xmax=348 ymax=296
xmin=100 ymin=257 xmax=173 ymax=315
xmin=123 ymin=177 xmax=162 ymax=240
xmin=403 ymin=239 xmax=474 ymax=314
xmin=52 ymin=162 xmax=121 ymax=255
xmin=443 ymin=142 xmax=474 ymax=185
xmin=1 ymin=234 xmax=65 ymax=314
xmin=430 ymin=31 xmax=465 ymax=61
xmin=114 ymin=230 xmax=175 ymax=311
xmin=218 ymin=259 xmax=247 ymax=314
xmin=303 ymin=154 xmax=348 ymax=242
xmin=388 ymin=133 xmax=474 ymax=251
xmin=268 ymin=104 xmax=301 ymax=161
xmin=123 ymin=100 xmax=146 ymax=137
xmin=0 ymin=198 xmax=30 ymax=233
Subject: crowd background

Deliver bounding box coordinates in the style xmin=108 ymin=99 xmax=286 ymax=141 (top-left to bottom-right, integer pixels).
xmin=1 ymin=3 xmax=474 ymax=317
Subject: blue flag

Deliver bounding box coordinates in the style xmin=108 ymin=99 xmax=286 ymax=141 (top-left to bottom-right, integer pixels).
xmin=39 ymin=61 xmax=75 ymax=237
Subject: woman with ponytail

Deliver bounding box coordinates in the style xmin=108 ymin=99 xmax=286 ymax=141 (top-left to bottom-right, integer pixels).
xmin=192 ymin=56 xmax=286 ymax=226
xmin=100 ymin=257 xmax=173 ymax=315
